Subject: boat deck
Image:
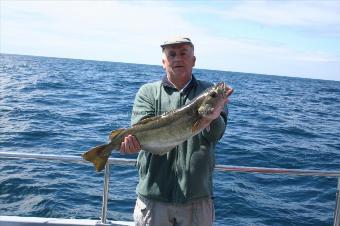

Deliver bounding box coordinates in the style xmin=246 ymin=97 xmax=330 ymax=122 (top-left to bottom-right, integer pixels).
xmin=0 ymin=216 xmax=134 ymax=226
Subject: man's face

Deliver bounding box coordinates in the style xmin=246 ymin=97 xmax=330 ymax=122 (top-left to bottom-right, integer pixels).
xmin=162 ymin=44 xmax=196 ymax=81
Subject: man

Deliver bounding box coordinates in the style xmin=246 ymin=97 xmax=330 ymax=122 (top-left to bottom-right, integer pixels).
xmin=120 ymin=37 xmax=231 ymax=226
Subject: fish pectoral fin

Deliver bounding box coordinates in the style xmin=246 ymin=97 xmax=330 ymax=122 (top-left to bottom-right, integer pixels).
xmin=82 ymin=144 xmax=111 ymax=172
xmin=109 ymin=128 xmax=125 ymax=140
xmin=192 ymin=118 xmax=206 ymax=133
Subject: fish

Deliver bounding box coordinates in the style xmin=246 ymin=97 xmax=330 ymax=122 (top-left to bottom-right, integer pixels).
xmin=82 ymin=82 xmax=233 ymax=171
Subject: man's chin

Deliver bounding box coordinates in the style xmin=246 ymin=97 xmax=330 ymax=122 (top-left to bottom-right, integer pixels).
xmin=172 ymin=69 xmax=189 ymax=76
xmin=174 ymin=73 xmax=191 ymax=80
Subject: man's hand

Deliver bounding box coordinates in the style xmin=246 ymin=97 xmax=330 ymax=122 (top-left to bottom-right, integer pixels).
xmin=203 ymin=99 xmax=228 ymax=121
xmin=120 ymin=134 xmax=141 ymax=155
xmin=201 ymin=88 xmax=233 ymax=128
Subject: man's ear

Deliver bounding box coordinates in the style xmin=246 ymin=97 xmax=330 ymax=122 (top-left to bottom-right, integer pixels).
xmin=192 ymin=56 xmax=196 ymax=67
xmin=162 ymin=59 xmax=166 ymax=69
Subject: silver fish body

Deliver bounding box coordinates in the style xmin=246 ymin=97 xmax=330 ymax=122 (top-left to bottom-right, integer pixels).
xmin=82 ymin=82 xmax=233 ymax=171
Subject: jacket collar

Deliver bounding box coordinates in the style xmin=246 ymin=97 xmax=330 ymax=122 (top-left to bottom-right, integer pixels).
xmin=162 ymin=75 xmax=197 ymax=94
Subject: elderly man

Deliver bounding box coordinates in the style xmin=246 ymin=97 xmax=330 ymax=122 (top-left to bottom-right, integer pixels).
xmin=120 ymin=37 xmax=231 ymax=226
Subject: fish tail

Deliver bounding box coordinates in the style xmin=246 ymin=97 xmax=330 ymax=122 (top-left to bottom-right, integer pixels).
xmin=82 ymin=144 xmax=111 ymax=172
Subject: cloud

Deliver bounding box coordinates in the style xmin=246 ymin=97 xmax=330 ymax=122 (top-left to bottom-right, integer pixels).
xmin=1 ymin=1 xmax=204 ymax=41
xmin=1 ymin=1 xmax=207 ymax=62
xmin=218 ymin=0 xmax=340 ymax=37
xmin=1 ymin=0 xmax=339 ymax=81
xmin=196 ymin=35 xmax=339 ymax=74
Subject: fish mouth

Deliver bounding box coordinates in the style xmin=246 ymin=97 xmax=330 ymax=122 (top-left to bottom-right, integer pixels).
xmin=216 ymin=82 xmax=233 ymax=97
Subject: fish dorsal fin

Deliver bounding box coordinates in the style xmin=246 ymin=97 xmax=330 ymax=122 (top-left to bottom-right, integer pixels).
xmin=161 ymin=109 xmax=176 ymax=117
xmin=133 ymin=109 xmax=177 ymax=127
xmin=133 ymin=116 xmax=161 ymax=126
xmin=109 ymin=128 xmax=125 ymax=140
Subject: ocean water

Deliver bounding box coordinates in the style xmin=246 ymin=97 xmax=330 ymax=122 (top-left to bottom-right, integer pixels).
xmin=0 ymin=53 xmax=339 ymax=225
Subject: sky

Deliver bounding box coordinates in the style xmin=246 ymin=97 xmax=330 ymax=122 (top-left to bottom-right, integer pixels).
xmin=1 ymin=0 xmax=340 ymax=81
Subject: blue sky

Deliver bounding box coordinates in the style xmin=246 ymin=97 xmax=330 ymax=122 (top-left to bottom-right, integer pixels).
xmin=1 ymin=0 xmax=339 ymax=81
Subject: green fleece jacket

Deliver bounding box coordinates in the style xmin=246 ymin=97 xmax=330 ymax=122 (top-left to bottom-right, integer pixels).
xmin=131 ymin=76 xmax=227 ymax=203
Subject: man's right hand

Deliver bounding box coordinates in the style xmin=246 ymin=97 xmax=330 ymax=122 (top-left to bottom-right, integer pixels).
xmin=120 ymin=134 xmax=141 ymax=155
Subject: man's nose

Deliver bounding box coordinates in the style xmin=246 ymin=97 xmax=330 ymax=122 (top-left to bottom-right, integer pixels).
xmin=173 ymin=54 xmax=182 ymax=61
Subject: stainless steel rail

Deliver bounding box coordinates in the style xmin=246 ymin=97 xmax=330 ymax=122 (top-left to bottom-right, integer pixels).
xmin=101 ymin=163 xmax=110 ymax=225
xmin=0 ymin=151 xmax=136 ymax=166
xmin=335 ymin=179 xmax=340 ymax=226
xmin=215 ymin=165 xmax=340 ymax=177
xmin=0 ymin=151 xmax=339 ymax=225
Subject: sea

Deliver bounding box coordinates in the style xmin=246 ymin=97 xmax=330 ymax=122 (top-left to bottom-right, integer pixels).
xmin=0 ymin=53 xmax=339 ymax=226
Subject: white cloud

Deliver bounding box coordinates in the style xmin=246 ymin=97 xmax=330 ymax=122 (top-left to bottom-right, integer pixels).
xmin=222 ymin=1 xmax=340 ymax=27
xmin=1 ymin=1 xmax=207 ymax=62
xmin=194 ymin=35 xmax=339 ymax=78
xmin=1 ymin=0 xmax=339 ymax=81
xmin=1 ymin=1 xmax=204 ymax=41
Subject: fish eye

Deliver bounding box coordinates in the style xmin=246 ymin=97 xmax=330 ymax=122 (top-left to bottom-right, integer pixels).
xmin=209 ymin=91 xmax=217 ymax=98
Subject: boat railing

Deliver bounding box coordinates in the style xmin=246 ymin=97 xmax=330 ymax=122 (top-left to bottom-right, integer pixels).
xmin=0 ymin=151 xmax=339 ymax=226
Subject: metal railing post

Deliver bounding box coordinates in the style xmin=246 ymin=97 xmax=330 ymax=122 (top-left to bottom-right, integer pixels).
xmin=334 ymin=177 xmax=340 ymax=226
xmin=100 ymin=162 xmax=110 ymax=225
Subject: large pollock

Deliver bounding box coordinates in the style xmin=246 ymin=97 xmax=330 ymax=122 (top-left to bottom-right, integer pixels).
xmin=82 ymin=82 xmax=233 ymax=171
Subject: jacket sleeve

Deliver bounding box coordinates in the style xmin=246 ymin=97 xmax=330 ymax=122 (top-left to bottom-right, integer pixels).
xmin=201 ymin=108 xmax=228 ymax=142
xmin=131 ymin=85 xmax=155 ymax=126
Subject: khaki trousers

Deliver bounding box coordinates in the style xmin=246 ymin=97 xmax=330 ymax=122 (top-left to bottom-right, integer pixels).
xmin=133 ymin=196 xmax=214 ymax=226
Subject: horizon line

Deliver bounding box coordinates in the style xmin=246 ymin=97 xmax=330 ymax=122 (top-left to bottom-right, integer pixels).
xmin=1 ymin=52 xmax=339 ymax=83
